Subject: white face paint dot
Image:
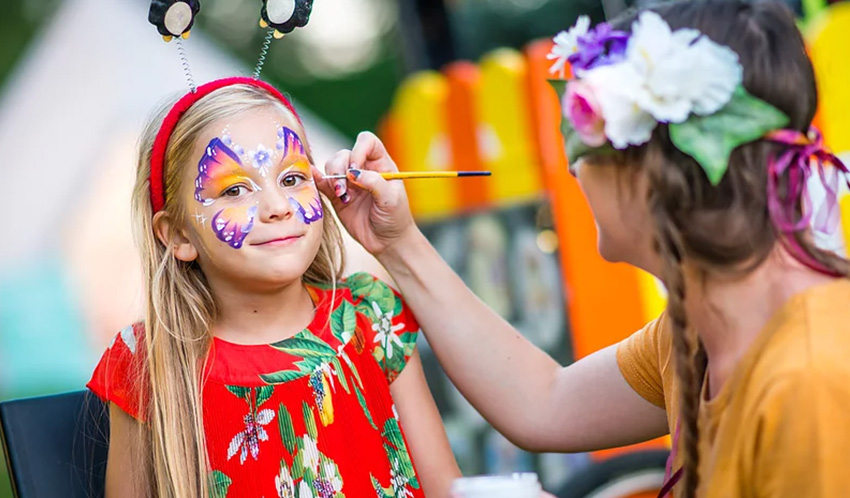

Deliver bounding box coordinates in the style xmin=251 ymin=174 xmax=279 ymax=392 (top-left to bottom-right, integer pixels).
xmin=164 ymin=2 xmax=193 ymax=36
xmin=267 ymin=0 xmax=296 ymax=24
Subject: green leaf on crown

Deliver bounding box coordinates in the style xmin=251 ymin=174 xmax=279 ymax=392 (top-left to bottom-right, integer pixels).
xmin=669 ymin=84 xmax=789 ymax=186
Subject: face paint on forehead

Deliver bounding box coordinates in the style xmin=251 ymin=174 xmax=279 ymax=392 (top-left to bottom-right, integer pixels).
xmin=277 ymin=126 xmax=306 ymax=159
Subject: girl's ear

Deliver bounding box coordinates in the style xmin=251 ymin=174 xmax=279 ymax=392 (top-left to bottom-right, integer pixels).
xmin=153 ymin=211 xmax=199 ymax=262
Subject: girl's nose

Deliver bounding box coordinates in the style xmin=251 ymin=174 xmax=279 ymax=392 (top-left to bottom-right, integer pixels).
xmin=256 ymin=188 xmax=293 ymax=223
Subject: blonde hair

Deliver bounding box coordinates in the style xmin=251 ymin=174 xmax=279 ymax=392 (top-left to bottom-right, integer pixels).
xmin=129 ymin=84 xmax=345 ymax=497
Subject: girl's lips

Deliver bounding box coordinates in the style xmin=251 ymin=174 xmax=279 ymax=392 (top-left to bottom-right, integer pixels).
xmin=252 ymin=235 xmax=304 ymax=246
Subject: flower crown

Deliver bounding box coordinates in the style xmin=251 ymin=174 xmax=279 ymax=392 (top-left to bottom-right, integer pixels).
xmin=547 ymin=11 xmax=789 ymax=185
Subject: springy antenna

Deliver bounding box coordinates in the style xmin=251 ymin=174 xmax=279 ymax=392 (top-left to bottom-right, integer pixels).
xmin=253 ymin=29 xmax=275 ymax=79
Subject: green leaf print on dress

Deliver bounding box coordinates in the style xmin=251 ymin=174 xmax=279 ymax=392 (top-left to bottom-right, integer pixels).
xmin=208 ymin=470 xmax=232 ymax=498
xmin=262 ymin=331 xmax=338 ymax=384
xmin=276 ymin=401 xmax=347 ymax=498
xmin=371 ymin=417 xmax=419 ymax=497
xmin=329 ymin=300 xmax=357 ymax=344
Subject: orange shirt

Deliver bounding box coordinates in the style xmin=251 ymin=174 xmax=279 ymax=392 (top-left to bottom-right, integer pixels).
xmin=617 ymin=278 xmax=850 ymax=497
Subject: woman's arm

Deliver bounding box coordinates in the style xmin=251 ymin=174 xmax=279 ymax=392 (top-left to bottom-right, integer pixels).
xmin=318 ymin=132 xmax=668 ymax=452
xmin=105 ymin=403 xmax=144 ymax=498
xmin=381 ymin=230 xmax=667 ymax=452
xmin=391 ymin=350 xmax=461 ymax=498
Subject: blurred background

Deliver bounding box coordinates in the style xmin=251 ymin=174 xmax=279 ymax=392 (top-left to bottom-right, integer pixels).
xmin=0 ymin=0 xmax=847 ymax=496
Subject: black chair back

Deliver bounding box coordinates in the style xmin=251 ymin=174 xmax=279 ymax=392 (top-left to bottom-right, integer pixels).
xmin=0 ymin=391 xmax=108 ymax=498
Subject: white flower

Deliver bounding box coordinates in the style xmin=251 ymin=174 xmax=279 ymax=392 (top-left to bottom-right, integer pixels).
xmin=322 ymin=462 xmax=343 ymax=492
xmin=686 ymin=36 xmax=742 ymax=115
xmin=574 ymin=10 xmax=742 ymax=149
xmin=583 ymin=64 xmax=657 ymax=148
xmin=547 ymin=15 xmax=591 ymax=77
xmin=298 ymin=481 xmax=313 ymax=498
xmin=301 ymin=435 xmax=320 ymax=472
xmin=251 ymin=144 xmax=274 ymax=177
xmin=276 ymin=466 xmax=296 ymax=498
xmin=625 ymin=11 xmax=741 ymax=123
xmin=371 ymin=301 xmax=404 ymax=359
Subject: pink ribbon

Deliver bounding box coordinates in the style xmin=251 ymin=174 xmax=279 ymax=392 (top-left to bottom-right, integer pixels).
xmin=765 ymin=127 xmax=849 ymax=276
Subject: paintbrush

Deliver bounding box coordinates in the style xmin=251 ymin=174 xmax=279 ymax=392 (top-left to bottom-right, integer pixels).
xmin=324 ymin=171 xmax=491 ymax=180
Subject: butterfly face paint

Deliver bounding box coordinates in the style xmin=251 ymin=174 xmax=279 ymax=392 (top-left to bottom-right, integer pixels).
xmin=194 ymin=138 xmax=260 ymax=249
xmin=192 ymin=124 xmax=321 ymax=251
xmin=277 ymin=127 xmax=323 ymax=225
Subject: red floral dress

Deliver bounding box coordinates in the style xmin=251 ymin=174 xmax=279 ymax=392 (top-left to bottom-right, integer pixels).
xmin=88 ymin=273 xmax=424 ymax=498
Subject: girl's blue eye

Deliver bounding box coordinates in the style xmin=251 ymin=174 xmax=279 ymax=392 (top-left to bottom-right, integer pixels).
xmin=281 ymin=173 xmax=306 ymax=188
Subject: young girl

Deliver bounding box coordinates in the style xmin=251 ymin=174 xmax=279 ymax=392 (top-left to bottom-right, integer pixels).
xmin=320 ymin=1 xmax=850 ymax=497
xmin=87 ymin=77 xmax=460 ymax=498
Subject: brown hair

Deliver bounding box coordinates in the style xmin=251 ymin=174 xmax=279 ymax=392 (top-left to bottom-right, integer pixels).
xmin=602 ymin=1 xmax=850 ymax=496
xmin=129 ymin=83 xmax=345 ymax=497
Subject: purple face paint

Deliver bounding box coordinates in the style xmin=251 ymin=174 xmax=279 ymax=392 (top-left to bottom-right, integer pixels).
xmin=211 ymin=204 xmax=258 ymax=249
xmin=194 ymin=138 xmax=259 ymax=249
xmin=276 ymin=131 xmax=322 ymax=226
xmin=288 ymin=196 xmax=323 ymax=225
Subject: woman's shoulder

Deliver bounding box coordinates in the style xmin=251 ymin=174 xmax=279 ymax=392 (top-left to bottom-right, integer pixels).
xmin=749 ymin=278 xmax=850 ymax=386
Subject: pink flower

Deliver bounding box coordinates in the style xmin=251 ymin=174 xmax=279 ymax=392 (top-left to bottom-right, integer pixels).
xmin=563 ymin=81 xmax=607 ymax=147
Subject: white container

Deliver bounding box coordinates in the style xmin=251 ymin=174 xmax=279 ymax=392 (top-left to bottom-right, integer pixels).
xmin=451 ymin=473 xmax=542 ymax=498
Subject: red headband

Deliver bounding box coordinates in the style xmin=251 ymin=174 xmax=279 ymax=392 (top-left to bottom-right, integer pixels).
xmin=149 ymin=77 xmax=302 ymax=213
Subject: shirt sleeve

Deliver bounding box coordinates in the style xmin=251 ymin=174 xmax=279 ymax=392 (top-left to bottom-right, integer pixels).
xmin=345 ymin=272 xmax=420 ymax=384
xmin=753 ymin=371 xmax=850 ymax=498
xmin=616 ymin=313 xmax=668 ymax=408
xmin=86 ymin=323 xmax=147 ymax=421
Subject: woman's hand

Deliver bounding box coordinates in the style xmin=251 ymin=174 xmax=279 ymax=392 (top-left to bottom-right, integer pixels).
xmin=315 ymin=131 xmax=420 ymax=257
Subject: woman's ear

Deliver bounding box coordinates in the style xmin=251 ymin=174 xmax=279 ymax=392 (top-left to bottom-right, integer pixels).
xmin=153 ymin=211 xmax=199 ymax=262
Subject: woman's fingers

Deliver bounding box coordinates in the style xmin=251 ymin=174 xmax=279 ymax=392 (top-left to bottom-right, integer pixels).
xmin=350 ymin=131 xmax=397 ymax=172
xmin=322 ymin=149 xmax=352 ymax=204
xmin=346 ymin=168 xmax=390 ymax=200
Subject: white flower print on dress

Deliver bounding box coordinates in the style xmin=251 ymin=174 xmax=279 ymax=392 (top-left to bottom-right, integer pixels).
xmin=321 ymin=462 xmax=343 ymax=493
xmin=390 ymin=458 xmax=414 ymax=498
xmin=227 ymin=408 xmax=275 ymax=464
xmin=298 ymin=481 xmax=314 ymax=498
xmin=301 ymin=434 xmax=320 ymax=473
xmin=276 ymin=465 xmax=296 ymax=498
xmin=371 ymin=301 xmax=404 ymax=359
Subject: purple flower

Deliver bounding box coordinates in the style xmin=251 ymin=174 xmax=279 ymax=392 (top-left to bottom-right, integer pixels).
xmin=568 ymin=23 xmax=629 ymax=72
